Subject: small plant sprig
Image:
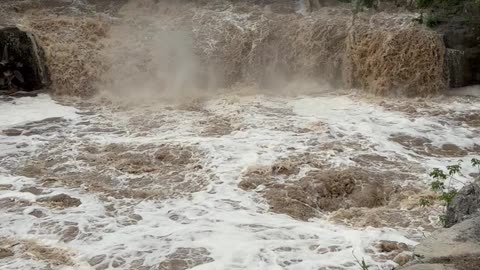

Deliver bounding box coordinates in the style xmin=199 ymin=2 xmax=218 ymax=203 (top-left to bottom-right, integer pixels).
xmin=419 ymin=197 xmax=433 ymax=207
xmin=420 ymin=158 xmax=478 ymax=226
xmin=472 ymin=158 xmax=480 ymax=174
xmin=352 ymin=251 xmax=370 ymax=270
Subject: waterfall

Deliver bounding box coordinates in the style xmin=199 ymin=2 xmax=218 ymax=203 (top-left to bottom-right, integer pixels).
xmin=14 ymin=0 xmax=448 ymax=97
xmin=445 ymin=48 xmax=466 ymax=88
xmin=26 ymin=32 xmax=49 ymax=88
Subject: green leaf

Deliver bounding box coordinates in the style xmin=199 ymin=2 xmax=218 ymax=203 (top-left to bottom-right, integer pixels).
xmin=430 ymin=168 xmax=447 ymax=180
xmin=472 ymin=158 xmax=480 ymax=167
xmin=439 ymin=215 xmax=447 ymax=226
xmin=419 ymin=198 xmax=432 ymax=207
xmin=431 ymin=180 xmax=445 ymax=192
xmin=439 ymin=190 xmax=457 ymax=205
xmin=446 ymin=163 xmax=461 ymax=176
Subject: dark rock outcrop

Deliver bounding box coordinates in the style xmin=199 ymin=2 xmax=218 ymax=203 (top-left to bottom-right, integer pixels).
xmin=0 ymin=26 xmax=49 ymax=92
xmin=444 ymin=179 xmax=480 ymax=228
xmin=436 ymin=20 xmax=480 ymax=88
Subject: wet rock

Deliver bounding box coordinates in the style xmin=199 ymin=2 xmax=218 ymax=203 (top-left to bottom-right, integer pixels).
xmin=274 ymin=246 xmax=297 ymax=252
xmin=373 ymin=240 xmax=411 ymax=263
xmin=0 ymin=247 xmax=14 ymax=259
xmin=128 ymin=213 xmax=143 ymax=221
xmin=0 ymin=197 xmax=31 ymax=209
xmin=15 ymin=142 xmax=28 ymax=149
xmin=445 ymin=179 xmax=480 ymax=228
xmin=439 ymin=143 xmax=467 ymax=156
xmin=158 ymin=259 xmax=188 ymax=270
xmin=0 ymin=184 xmax=12 ymax=190
xmin=88 ymin=254 xmax=107 ymax=266
xmin=436 ymin=21 xmax=480 ymax=88
xmin=0 ymin=26 xmax=49 ymax=92
xmin=112 ymin=257 xmax=126 ymax=268
xmin=394 ymin=252 xmax=413 ymax=266
xmin=37 ymin=194 xmax=81 ymax=208
xmin=20 ymin=186 xmax=43 ymax=195
xmin=158 ymin=247 xmax=214 ymax=270
xmin=130 ymin=258 xmax=150 ymax=270
xmin=238 ymin=177 xmax=267 ymax=190
xmin=315 ymin=245 xmax=342 ymax=254
xmin=389 ymin=134 xmax=469 ymax=157
xmin=95 ymin=262 xmax=109 ymax=270
xmin=376 ymin=240 xmax=409 ymax=253
xmin=28 ymin=209 xmax=45 ymax=218
xmin=414 ymin=216 xmax=480 ymax=260
xmin=7 ymin=90 xmax=39 ymax=97
xmin=402 ymin=216 xmax=480 ymax=269
xmin=2 ymin=128 xmax=22 ymax=136
xmin=401 ymin=264 xmax=457 ymax=270
xmin=61 ymin=226 xmax=79 ymax=242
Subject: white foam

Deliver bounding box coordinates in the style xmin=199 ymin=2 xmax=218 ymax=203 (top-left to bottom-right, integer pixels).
xmin=291 ymin=95 xmax=480 ymax=177
xmin=0 ymin=93 xmax=479 ymax=269
xmin=0 ymin=94 xmax=78 ymax=128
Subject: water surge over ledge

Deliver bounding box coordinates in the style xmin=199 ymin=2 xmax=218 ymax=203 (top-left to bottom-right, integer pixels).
xmin=8 ymin=0 xmax=447 ymax=98
xmin=1 ymin=1 xmax=479 ymax=270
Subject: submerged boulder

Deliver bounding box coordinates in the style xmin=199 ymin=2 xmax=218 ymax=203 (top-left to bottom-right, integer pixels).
xmin=0 ymin=26 xmax=49 ymax=92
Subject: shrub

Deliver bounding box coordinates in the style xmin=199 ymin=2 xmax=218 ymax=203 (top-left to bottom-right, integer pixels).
xmin=425 ymin=13 xmax=440 ymax=27
xmin=416 ymin=0 xmax=435 ymax=8
xmin=362 ymin=0 xmax=375 ymax=8
xmin=420 ymin=158 xmax=480 ymax=226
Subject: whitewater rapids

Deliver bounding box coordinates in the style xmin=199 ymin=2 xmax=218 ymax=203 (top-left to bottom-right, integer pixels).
xmin=0 ymin=90 xmax=479 ymax=270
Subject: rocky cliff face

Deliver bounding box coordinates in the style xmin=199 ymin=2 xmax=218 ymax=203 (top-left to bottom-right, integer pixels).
xmin=436 ymin=20 xmax=480 ymax=88
xmin=0 ymin=26 xmax=49 ymax=92
xmin=445 ymin=179 xmax=480 ymax=227
xmin=401 ymin=216 xmax=480 ymax=270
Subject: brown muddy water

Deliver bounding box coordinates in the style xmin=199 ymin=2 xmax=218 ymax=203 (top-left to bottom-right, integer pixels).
xmin=1 ymin=91 xmax=479 ymax=270
xmin=1 ymin=0 xmax=480 ymax=270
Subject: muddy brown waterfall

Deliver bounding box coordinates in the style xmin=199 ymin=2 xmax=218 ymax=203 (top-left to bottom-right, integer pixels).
xmin=3 ymin=0 xmax=450 ymax=98
xmin=1 ymin=1 xmax=480 ymax=270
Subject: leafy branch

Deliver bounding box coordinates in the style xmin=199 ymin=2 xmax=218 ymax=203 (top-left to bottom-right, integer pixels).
xmin=420 ymin=158 xmax=478 ymax=226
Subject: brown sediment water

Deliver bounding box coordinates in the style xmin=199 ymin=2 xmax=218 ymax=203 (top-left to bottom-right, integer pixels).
xmin=1 ymin=1 xmax=479 ymax=270
xmin=4 ymin=0 xmax=447 ymax=98
xmin=0 ymin=90 xmax=479 ymax=269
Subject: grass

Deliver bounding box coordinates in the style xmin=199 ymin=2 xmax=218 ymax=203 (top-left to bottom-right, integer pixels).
xmin=352 ymin=251 xmax=371 ymax=270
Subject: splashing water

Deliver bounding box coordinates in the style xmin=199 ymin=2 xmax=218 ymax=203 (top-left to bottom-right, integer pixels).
xmin=6 ymin=0 xmax=447 ymax=98
xmin=1 ymin=1 xmax=479 ymax=270
xmin=0 ymin=91 xmax=479 ymax=269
